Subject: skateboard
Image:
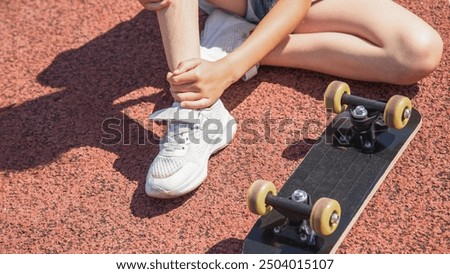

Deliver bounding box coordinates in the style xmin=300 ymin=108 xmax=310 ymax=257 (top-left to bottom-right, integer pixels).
xmin=243 ymin=81 xmax=422 ymax=254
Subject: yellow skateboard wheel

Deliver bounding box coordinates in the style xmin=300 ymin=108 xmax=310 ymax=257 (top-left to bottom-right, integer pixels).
xmin=247 ymin=180 xmax=277 ymax=216
xmin=310 ymin=198 xmax=341 ymax=236
xmin=384 ymin=95 xmax=412 ymax=130
xmin=324 ymin=81 xmax=351 ymax=113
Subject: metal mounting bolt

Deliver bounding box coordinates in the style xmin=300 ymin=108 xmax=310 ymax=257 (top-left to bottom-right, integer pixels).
xmin=339 ymin=135 xmax=348 ymax=143
xmin=352 ymin=105 xmax=368 ymax=119
xmin=363 ymin=141 xmax=373 ymax=149
xmin=299 ymin=233 xmax=308 ymax=241
xmin=291 ymin=189 xmax=308 ymax=203
xmin=273 ymin=226 xmax=281 ymax=234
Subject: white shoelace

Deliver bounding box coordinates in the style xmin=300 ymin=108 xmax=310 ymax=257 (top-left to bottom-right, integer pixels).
xmin=153 ymin=107 xmax=210 ymax=154
xmin=163 ymin=122 xmax=196 ymax=152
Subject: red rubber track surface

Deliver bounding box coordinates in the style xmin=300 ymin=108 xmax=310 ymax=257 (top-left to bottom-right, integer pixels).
xmin=1 ymin=0 xmax=448 ymax=253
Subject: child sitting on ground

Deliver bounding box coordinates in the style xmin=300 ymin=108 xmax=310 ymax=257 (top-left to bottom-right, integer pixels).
xmin=138 ymin=0 xmax=443 ymax=198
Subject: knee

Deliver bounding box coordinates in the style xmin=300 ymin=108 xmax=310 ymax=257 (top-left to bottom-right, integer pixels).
xmin=390 ymin=28 xmax=443 ymax=85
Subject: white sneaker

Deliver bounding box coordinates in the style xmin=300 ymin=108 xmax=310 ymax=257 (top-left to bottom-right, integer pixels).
xmin=146 ymin=100 xmax=237 ymax=198
xmin=200 ymin=9 xmax=259 ymax=81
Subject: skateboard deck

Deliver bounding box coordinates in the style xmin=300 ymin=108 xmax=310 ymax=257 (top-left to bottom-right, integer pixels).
xmin=243 ymin=82 xmax=422 ymax=254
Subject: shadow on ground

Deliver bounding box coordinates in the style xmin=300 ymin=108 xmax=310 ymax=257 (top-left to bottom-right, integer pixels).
xmin=0 ymin=10 xmax=260 ymax=219
xmin=206 ymin=238 xmax=244 ymax=254
xmin=0 ymin=9 xmax=419 ymax=220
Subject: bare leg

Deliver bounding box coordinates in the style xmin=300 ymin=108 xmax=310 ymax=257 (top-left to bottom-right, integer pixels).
xmin=157 ymin=0 xmax=200 ymax=71
xmin=261 ymin=0 xmax=443 ymax=85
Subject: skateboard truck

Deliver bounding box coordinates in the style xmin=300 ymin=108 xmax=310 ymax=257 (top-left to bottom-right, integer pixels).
xmin=268 ymin=189 xmax=317 ymax=247
xmin=338 ymin=103 xmax=385 ymax=153
xmin=247 ymin=180 xmax=341 ymax=248
xmin=325 ymin=81 xmax=412 ymax=153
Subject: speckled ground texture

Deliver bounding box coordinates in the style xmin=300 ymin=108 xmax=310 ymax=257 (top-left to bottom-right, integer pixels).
xmin=1 ymin=0 xmax=448 ymax=254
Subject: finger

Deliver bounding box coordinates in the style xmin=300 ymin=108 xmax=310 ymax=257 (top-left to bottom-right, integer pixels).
xmin=173 ymin=58 xmax=201 ymax=75
xmin=180 ymin=98 xmax=214 ymax=109
xmin=170 ymin=82 xmax=199 ymax=93
xmin=140 ymin=0 xmax=172 ymax=7
xmin=139 ymin=0 xmax=172 ymax=11
xmin=170 ymin=92 xmax=202 ymax=102
xmin=139 ymin=0 xmax=165 ymax=3
xmin=167 ymin=69 xmax=199 ymax=86
xmin=171 ymin=85 xmax=196 ymax=93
